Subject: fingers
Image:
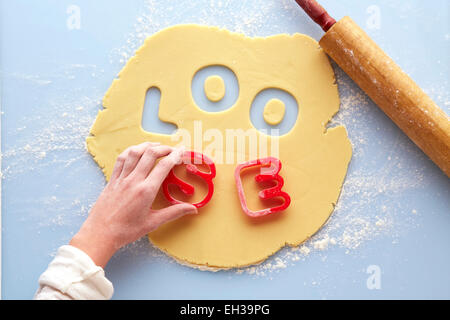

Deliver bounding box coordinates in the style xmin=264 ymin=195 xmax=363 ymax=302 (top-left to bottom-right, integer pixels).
xmin=119 ymin=142 xmax=154 ymax=179
xmin=110 ymin=142 xmax=159 ymax=182
xmin=145 ymin=147 xmax=185 ymax=189
xmin=110 ymin=154 xmax=126 ymax=182
xmin=147 ymin=203 xmax=197 ymax=232
xmin=111 ymin=143 xmax=183 ymax=185
xmin=131 ymin=145 xmax=174 ymax=179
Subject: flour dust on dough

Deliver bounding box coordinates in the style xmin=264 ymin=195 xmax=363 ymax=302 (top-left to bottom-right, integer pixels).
xmin=86 ymin=25 xmax=352 ymax=268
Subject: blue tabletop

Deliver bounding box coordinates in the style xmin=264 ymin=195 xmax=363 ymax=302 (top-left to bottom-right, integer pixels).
xmin=1 ymin=0 xmax=449 ymax=299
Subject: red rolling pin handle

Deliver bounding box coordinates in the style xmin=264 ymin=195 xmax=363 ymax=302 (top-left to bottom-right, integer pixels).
xmin=295 ymin=0 xmax=336 ymax=32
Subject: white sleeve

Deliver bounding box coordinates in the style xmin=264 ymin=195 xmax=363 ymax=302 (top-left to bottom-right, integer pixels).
xmin=34 ymin=245 xmax=114 ymax=300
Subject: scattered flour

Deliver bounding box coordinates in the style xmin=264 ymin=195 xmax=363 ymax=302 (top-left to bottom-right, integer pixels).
xmin=313 ymin=236 xmax=337 ymax=251
xmin=299 ymin=246 xmax=310 ymax=256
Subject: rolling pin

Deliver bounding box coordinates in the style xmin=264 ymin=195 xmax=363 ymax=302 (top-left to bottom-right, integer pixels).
xmin=295 ymin=0 xmax=450 ymax=177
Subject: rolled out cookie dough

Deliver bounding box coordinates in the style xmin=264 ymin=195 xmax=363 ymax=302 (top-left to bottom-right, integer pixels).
xmin=86 ymin=25 xmax=352 ymax=268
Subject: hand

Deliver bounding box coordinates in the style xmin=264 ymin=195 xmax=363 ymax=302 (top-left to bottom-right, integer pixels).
xmin=70 ymin=142 xmax=197 ymax=267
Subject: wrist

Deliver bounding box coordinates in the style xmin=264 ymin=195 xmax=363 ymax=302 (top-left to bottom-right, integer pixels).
xmin=70 ymin=226 xmax=118 ymax=268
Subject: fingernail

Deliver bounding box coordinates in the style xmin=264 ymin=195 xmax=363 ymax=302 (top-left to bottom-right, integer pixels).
xmin=173 ymin=147 xmax=185 ymax=164
xmin=188 ymin=207 xmax=198 ymax=215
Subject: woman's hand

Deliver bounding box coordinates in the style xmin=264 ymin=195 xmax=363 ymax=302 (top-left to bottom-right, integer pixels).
xmin=70 ymin=142 xmax=197 ymax=267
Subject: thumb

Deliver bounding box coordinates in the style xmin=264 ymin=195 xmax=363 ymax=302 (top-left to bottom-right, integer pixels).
xmin=147 ymin=203 xmax=198 ymax=232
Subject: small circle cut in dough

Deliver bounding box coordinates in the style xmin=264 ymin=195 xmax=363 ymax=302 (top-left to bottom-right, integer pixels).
xmin=263 ymin=98 xmax=286 ymax=125
xmin=204 ymin=75 xmax=226 ymax=102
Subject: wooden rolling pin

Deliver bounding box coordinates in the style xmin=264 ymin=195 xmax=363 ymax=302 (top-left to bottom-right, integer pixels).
xmin=295 ymin=0 xmax=450 ymax=177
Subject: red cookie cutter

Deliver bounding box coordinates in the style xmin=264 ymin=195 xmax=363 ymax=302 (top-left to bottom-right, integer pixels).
xmin=234 ymin=157 xmax=291 ymax=218
xmin=162 ymin=151 xmax=216 ymax=208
